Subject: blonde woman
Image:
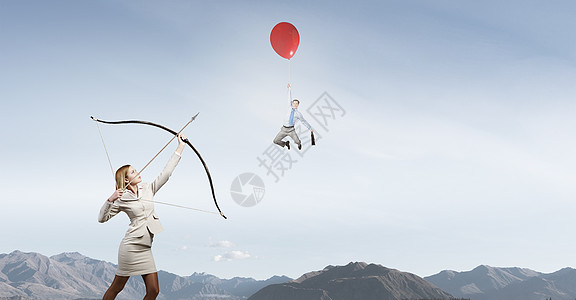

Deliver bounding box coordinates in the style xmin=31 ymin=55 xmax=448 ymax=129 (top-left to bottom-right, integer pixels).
xmin=98 ymin=133 xmax=187 ymax=300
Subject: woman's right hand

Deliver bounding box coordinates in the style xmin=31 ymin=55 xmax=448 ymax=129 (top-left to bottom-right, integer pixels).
xmin=107 ymin=189 xmax=123 ymax=202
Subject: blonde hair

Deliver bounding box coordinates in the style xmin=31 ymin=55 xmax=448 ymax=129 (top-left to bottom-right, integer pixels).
xmin=115 ymin=165 xmax=131 ymax=190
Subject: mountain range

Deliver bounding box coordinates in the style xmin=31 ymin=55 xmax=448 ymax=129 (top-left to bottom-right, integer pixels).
xmin=425 ymin=264 xmax=576 ymax=300
xmin=1 ymin=250 xmax=576 ymax=299
xmin=0 ymin=250 xmax=288 ymax=300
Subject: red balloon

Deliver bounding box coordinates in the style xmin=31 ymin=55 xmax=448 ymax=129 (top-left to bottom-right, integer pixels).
xmin=270 ymin=22 xmax=300 ymax=60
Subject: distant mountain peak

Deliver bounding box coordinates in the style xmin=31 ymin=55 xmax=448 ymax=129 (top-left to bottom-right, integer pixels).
xmin=345 ymin=261 xmax=369 ymax=268
xmin=474 ymin=264 xmax=492 ymax=270
xmin=51 ymin=252 xmax=87 ymax=260
xmin=250 ymin=262 xmax=452 ymax=300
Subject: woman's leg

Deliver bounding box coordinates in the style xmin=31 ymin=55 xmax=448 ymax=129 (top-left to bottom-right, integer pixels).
xmin=141 ymin=272 xmax=160 ymax=300
xmin=102 ymin=275 xmax=129 ymax=300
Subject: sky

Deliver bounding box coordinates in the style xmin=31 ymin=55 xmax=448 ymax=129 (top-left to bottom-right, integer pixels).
xmin=1 ymin=0 xmax=576 ymax=281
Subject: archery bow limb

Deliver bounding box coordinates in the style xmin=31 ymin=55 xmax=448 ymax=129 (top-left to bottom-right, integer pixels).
xmin=91 ymin=114 xmax=227 ymax=219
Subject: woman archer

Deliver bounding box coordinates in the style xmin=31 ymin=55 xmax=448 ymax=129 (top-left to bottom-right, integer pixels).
xmin=98 ymin=133 xmax=187 ymax=300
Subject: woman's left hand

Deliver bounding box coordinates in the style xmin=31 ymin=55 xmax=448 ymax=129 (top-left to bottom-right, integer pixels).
xmin=177 ymin=133 xmax=188 ymax=145
xmin=176 ymin=133 xmax=187 ymax=155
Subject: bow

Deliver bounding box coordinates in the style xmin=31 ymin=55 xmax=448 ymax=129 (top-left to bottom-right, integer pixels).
xmin=91 ymin=115 xmax=227 ymax=219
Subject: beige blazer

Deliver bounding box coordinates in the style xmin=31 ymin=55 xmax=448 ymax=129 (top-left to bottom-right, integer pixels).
xmin=98 ymin=152 xmax=181 ymax=238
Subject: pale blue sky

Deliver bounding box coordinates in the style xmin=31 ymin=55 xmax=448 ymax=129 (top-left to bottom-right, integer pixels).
xmin=1 ymin=0 xmax=576 ymax=280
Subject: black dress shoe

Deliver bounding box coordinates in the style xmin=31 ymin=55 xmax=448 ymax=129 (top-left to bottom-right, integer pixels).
xmin=298 ymin=143 xmax=302 ymax=150
xmin=285 ymin=141 xmax=290 ymax=150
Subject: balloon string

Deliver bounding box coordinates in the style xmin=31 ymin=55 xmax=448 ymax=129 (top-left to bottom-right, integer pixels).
xmin=288 ymin=59 xmax=292 ymax=101
xmin=288 ymin=59 xmax=291 ymax=85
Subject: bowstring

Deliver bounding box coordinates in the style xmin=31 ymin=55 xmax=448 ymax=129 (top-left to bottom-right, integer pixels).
xmin=95 ymin=120 xmax=116 ymax=189
xmin=140 ymin=199 xmax=218 ymax=215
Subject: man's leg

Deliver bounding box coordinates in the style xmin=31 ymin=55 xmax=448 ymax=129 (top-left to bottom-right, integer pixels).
xmin=287 ymin=129 xmax=301 ymax=149
xmin=273 ymin=127 xmax=290 ymax=148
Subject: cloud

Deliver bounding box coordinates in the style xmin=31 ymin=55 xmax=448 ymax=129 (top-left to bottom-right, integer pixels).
xmin=209 ymin=240 xmax=235 ymax=248
xmin=213 ymin=251 xmax=251 ymax=262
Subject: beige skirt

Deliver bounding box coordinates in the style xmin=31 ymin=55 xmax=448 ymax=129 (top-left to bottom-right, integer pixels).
xmin=116 ymin=231 xmax=157 ymax=276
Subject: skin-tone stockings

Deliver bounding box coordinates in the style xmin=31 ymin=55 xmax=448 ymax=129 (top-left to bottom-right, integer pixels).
xmin=102 ymin=273 xmax=159 ymax=300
